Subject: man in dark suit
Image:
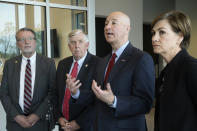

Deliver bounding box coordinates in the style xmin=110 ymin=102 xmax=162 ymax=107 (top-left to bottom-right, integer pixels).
xmin=55 ymin=29 xmax=100 ymax=131
xmin=91 ymin=11 xmax=155 ymax=131
xmin=0 ymin=27 xmax=56 ymax=131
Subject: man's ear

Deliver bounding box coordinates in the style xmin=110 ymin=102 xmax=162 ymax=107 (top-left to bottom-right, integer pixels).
xmin=68 ymin=43 xmax=71 ymax=49
xmin=16 ymin=42 xmax=19 ymax=48
xmin=86 ymin=42 xmax=89 ymax=48
xmin=127 ymin=25 xmax=131 ymax=32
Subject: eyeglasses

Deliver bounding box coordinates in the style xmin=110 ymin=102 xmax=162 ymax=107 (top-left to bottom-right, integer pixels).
xmin=17 ymin=37 xmax=35 ymax=43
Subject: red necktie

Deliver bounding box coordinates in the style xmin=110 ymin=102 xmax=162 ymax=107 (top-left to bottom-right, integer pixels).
xmin=104 ymin=53 xmax=117 ymax=84
xmin=62 ymin=61 xmax=78 ymax=120
xmin=24 ymin=59 xmax=32 ymax=114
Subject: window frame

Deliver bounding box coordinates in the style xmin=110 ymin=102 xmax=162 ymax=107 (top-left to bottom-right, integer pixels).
xmin=0 ymin=0 xmax=95 ymax=57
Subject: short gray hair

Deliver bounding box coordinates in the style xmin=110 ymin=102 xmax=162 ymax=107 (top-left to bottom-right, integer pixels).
xmin=68 ymin=29 xmax=89 ymax=44
xmin=16 ymin=27 xmax=36 ymax=41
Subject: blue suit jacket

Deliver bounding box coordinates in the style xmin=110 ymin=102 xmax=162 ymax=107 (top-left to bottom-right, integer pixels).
xmin=93 ymin=43 xmax=155 ymax=131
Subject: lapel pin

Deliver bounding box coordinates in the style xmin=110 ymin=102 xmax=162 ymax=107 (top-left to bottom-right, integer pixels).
xmin=121 ymin=59 xmax=127 ymax=62
xmin=85 ymin=64 xmax=88 ymax=67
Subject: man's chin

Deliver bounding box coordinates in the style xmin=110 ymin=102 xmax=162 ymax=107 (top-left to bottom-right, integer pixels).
xmin=23 ymin=51 xmax=34 ymax=57
xmin=106 ymin=39 xmax=114 ymax=43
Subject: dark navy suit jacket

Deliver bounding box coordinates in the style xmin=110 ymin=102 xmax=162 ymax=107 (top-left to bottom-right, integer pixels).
xmin=93 ymin=43 xmax=155 ymax=131
xmin=55 ymin=52 xmax=100 ymax=131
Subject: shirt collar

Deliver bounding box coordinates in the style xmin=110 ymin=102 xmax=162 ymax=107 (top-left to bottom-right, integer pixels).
xmin=112 ymin=41 xmax=129 ymax=59
xmin=22 ymin=52 xmax=36 ymax=63
xmin=73 ymin=51 xmax=87 ymax=68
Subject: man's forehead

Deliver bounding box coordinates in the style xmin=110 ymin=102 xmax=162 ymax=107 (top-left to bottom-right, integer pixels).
xmin=18 ymin=31 xmax=33 ymax=35
xmin=106 ymin=14 xmax=130 ymax=26
xmin=106 ymin=17 xmax=119 ymax=22
xmin=106 ymin=14 xmax=121 ymax=22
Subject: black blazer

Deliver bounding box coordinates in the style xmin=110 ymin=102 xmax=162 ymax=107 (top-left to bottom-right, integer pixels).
xmin=154 ymin=49 xmax=197 ymax=131
xmin=55 ymin=52 xmax=100 ymax=131
xmin=0 ymin=54 xmax=56 ymax=131
xmin=92 ymin=43 xmax=155 ymax=131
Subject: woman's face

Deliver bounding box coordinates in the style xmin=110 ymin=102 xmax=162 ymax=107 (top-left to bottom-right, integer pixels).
xmin=151 ymin=19 xmax=183 ymax=56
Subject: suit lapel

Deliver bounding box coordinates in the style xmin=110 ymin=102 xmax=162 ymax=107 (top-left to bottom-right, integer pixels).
xmin=14 ymin=56 xmax=22 ymax=100
xmin=33 ymin=54 xmax=40 ymax=101
xmin=106 ymin=43 xmax=133 ymax=85
xmin=77 ymin=53 xmax=91 ymax=80
xmin=98 ymin=54 xmax=111 ymax=87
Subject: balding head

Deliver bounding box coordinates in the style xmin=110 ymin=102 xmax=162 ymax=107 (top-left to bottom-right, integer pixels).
xmin=108 ymin=11 xmax=130 ymax=27
xmin=104 ymin=11 xmax=131 ymax=50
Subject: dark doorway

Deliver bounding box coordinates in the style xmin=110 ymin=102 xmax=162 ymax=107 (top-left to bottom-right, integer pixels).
xmin=143 ymin=24 xmax=159 ymax=77
xmin=95 ymin=17 xmax=112 ymax=57
xmin=143 ymin=24 xmax=158 ymax=63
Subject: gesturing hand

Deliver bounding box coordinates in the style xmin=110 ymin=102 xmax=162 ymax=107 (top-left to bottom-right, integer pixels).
xmin=66 ymin=74 xmax=82 ymax=95
xmin=92 ymin=80 xmax=115 ymax=105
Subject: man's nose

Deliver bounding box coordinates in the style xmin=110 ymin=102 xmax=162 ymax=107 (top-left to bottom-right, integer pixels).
xmin=105 ymin=23 xmax=111 ymax=30
xmin=75 ymin=42 xmax=80 ymax=47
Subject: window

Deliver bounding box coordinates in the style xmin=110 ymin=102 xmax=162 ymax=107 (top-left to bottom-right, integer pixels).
xmin=50 ymin=0 xmax=87 ymax=7
xmin=0 ymin=0 xmax=94 ymax=76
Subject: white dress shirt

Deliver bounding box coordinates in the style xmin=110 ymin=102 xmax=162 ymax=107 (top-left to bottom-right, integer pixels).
xmin=19 ymin=52 xmax=36 ymax=111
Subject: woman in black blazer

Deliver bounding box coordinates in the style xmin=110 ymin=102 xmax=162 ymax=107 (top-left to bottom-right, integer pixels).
xmin=151 ymin=10 xmax=197 ymax=131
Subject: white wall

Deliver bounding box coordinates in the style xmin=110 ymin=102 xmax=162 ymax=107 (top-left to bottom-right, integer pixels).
xmin=143 ymin=0 xmax=175 ymax=23
xmin=0 ymin=102 xmax=6 ymax=131
xmin=143 ymin=0 xmax=197 ymax=57
xmin=95 ymin=0 xmax=143 ymax=50
xmin=176 ymin=0 xmax=197 ymax=57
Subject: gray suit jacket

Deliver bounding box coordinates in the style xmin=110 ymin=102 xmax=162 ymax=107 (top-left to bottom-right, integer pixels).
xmin=0 ymin=53 xmax=56 ymax=131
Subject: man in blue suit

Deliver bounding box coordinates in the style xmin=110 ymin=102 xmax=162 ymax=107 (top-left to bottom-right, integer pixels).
xmin=91 ymin=11 xmax=155 ymax=131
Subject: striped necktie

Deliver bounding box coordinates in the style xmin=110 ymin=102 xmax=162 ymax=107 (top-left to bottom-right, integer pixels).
xmin=24 ymin=59 xmax=32 ymax=114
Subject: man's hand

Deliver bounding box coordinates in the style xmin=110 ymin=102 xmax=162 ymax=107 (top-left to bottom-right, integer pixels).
xmin=26 ymin=113 xmax=40 ymax=126
xmin=66 ymin=120 xmax=80 ymax=131
xmin=14 ymin=115 xmax=32 ymax=128
xmin=92 ymin=80 xmax=115 ymax=105
xmin=58 ymin=117 xmax=69 ymax=130
xmin=66 ymin=74 xmax=82 ymax=95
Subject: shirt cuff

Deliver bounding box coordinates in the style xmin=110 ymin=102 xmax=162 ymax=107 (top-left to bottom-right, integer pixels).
xmin=109 ymin=96 xmax=117 ymax=108
xmin=71 ymin=89 xmax=80 ymax=99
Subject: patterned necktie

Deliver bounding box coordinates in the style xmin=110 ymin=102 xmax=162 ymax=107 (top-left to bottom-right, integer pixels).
xmin=62 ymin=61 xmax=78 ymax=120
xmin=104 ymin=53 xmax=117 ymax=84
xmin=24 ymin=59 xmax=32 ymax=114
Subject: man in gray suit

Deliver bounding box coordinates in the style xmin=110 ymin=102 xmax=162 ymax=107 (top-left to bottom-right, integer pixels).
xmin=0 ymin=27 xmax=56 ymax=131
